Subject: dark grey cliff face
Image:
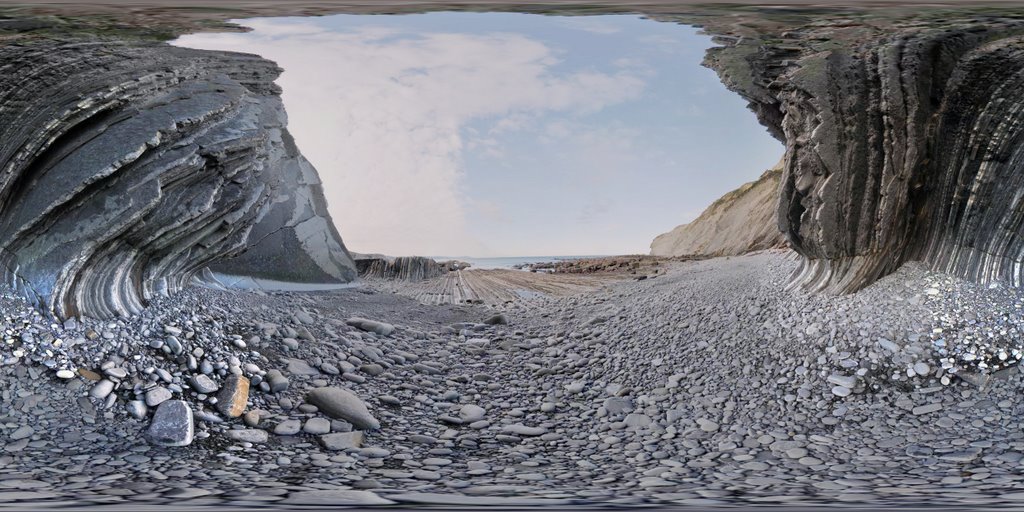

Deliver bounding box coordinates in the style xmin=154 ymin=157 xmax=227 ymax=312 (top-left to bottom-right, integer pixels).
xmin=701 ymin=14 xmax=1024 ymax=293
xmin=0 ymin=37 xmax=356 ymax=319
xmin=355 ymin=256 xmax=448 ymax=282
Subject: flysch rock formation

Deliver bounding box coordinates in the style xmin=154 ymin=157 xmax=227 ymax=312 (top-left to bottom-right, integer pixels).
xmin=355 ymin=255 xmax=449 ymax=282
xmin=691 ymin=11 xmax=1024 ymax=293
xmin=650 ymin=160 xmax=786 ymax=257
xmin=0 ymin=37 xmax=356 ymax=319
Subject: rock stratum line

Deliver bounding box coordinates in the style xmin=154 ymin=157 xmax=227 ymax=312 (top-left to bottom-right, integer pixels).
xmin=0 ymin=37 xmax=357 ymax=319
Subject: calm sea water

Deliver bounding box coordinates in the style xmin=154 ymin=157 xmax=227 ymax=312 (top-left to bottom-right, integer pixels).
xmin=430 ymin=256 xmax=609 ymax=270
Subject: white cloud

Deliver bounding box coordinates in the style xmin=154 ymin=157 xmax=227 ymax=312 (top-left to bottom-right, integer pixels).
xmin=175 ymin=19 xmax=645 ymax=256
xmin=559 ymin=18 xmax=622 ymax=35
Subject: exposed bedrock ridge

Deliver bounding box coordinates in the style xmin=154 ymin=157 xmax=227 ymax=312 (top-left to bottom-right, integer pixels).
xmin=701 ymin=18 xmax=1024 ymax=293
xmin=355 ymin=256 xmax=448 ymax=282
xmin=0 ymin=38 xmax=356 ymax=319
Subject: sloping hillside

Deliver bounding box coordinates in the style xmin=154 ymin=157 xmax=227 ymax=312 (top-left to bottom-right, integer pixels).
xmin=651 ymin=160 xmax=786 ymax=257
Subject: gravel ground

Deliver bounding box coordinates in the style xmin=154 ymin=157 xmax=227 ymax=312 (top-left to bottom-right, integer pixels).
xmin=2 ymin=251 xmax=1024 ymax=508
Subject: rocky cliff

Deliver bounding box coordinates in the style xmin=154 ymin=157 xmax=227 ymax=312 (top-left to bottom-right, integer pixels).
xmin=0 ymin=36 xmax=356 ymax=319
xmin=355 ymin=256 xmax=449 ymax=281
xmin=687 ymin=10 xmax=1024 ymax=293
xmin=651 ymin=161 xmax=785 ymax=257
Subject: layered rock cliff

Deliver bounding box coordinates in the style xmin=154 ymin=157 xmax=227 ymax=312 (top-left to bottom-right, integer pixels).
xmin=694 ymin=12 xmax=1024 ymax=293
xmin=0 ymin=36 xmax=356 ymax=319
xmin=651 ymin=161 xmax=785 ymax=257
xmin=355 ymin=256 xmax=449 ymax=281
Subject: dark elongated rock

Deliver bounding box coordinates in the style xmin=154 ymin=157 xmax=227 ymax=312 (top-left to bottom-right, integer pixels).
xmin=0 ymin=37 xmax=356 ymax=318
xmin=699 ymin=14 xmax=1024 ymax=292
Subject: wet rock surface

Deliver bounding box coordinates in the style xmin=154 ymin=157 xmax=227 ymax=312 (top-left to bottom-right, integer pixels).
xmin=0 ymin=253 xmax=1022 ymax=507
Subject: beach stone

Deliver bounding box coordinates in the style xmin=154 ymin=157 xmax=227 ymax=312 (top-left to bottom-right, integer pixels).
xmin=274 ymin=419 xmax=302 ymax=436
xmin=304 ymin=418 xmax=332 ymax=435
xmin=89 ymin=380 xmax=114 ymax=399
xmin=346 ymin=317 xmax=395 ymax=336
xmin=190 ymin=375 xmax=219 ymax=394
xmin=502 ymin=424 xmax=547 ymax=436
xmin=320 ymin=431 xmax=365 ymax=450
xmin=226 ymin=429 xmax=269 ymax=444
xmin=266 ymin=369 xmax=289 ymax=393
xmin=10 ymin=426 xmax=33 ymax=441
xmin=459 ymin=404 xmax=486 ymax=422
xmin=306 ymin=387 xmax=380 ymax=430
xmin=127 ymin=400 xmax=148 ymax=419
xmin=215 ymin=375 xmax=249 ymax=418
xmin=603 ymin=397 xmax=634 ymax=415
xmin=243 ymin=410 xmax=261 ymax=427
xmin=145 ymin=386 xmax=172 ymax=407
xmin=483 ymin=313 xmax=509 ymax=325
xmin=913 ymin=403 xmax=943 ymax=415
xmin=147 ymin=401 xmax=193 ymax=447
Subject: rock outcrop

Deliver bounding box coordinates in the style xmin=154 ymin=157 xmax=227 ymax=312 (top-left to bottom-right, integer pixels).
xmin=355 ymin=255 xmax=448 ymax=281
xmin=0 ymin=37 xmax=356 ymax=318
xmin=697 ymin=12 xmax=1024 ymax=293
xmin=651 ymin=160 xmax=785 ymax=257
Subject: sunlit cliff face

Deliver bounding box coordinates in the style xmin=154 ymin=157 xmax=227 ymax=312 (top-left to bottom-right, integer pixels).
xmin=176 ymin=13 xmax=782 ymax=257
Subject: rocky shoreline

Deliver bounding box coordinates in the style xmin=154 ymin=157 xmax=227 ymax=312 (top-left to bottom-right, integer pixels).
xmin=2 ymin=252 xmax=1024 ymax=507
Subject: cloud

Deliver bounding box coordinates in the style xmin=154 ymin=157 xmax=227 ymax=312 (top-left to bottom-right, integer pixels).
xmin=559 ymin=18 xmax=623 ymax=35
xmin=175 ymin=19 xmax=645 ymax=256
xmin=577 ymin=197 xmax=614 ymax=224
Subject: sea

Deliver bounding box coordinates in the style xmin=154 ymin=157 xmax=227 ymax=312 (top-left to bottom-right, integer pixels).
xmin=428 ymin=255 xmax=609 ymax=270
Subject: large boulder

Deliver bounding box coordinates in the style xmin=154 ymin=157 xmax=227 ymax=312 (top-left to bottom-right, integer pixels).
xmin=306 ymin=387 xmax=380 ymax=430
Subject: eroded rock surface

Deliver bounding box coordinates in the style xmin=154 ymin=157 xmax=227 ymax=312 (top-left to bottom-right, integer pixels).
xmin=697 ymin=12 xmax=1024 ymax=292
xmin=355 ymin=255 xmax=449 ymax=281
xmin=0 ymin=37 xmax=356 ymax=319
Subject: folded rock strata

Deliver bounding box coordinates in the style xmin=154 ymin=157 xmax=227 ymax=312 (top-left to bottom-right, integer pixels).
xmin=355 ymin=256 xmax=448 ymax=281
xmin=697 ymin=13 xmax=1024 ymax=292
xmin=0 ymin=36 xmax=356 ymax=318
xmin=651 ymin=160 xmax=786 ymax=257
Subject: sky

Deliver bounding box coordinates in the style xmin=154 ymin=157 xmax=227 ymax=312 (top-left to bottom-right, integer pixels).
xmin=174 ymin=13 xmax=782 ymax=257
